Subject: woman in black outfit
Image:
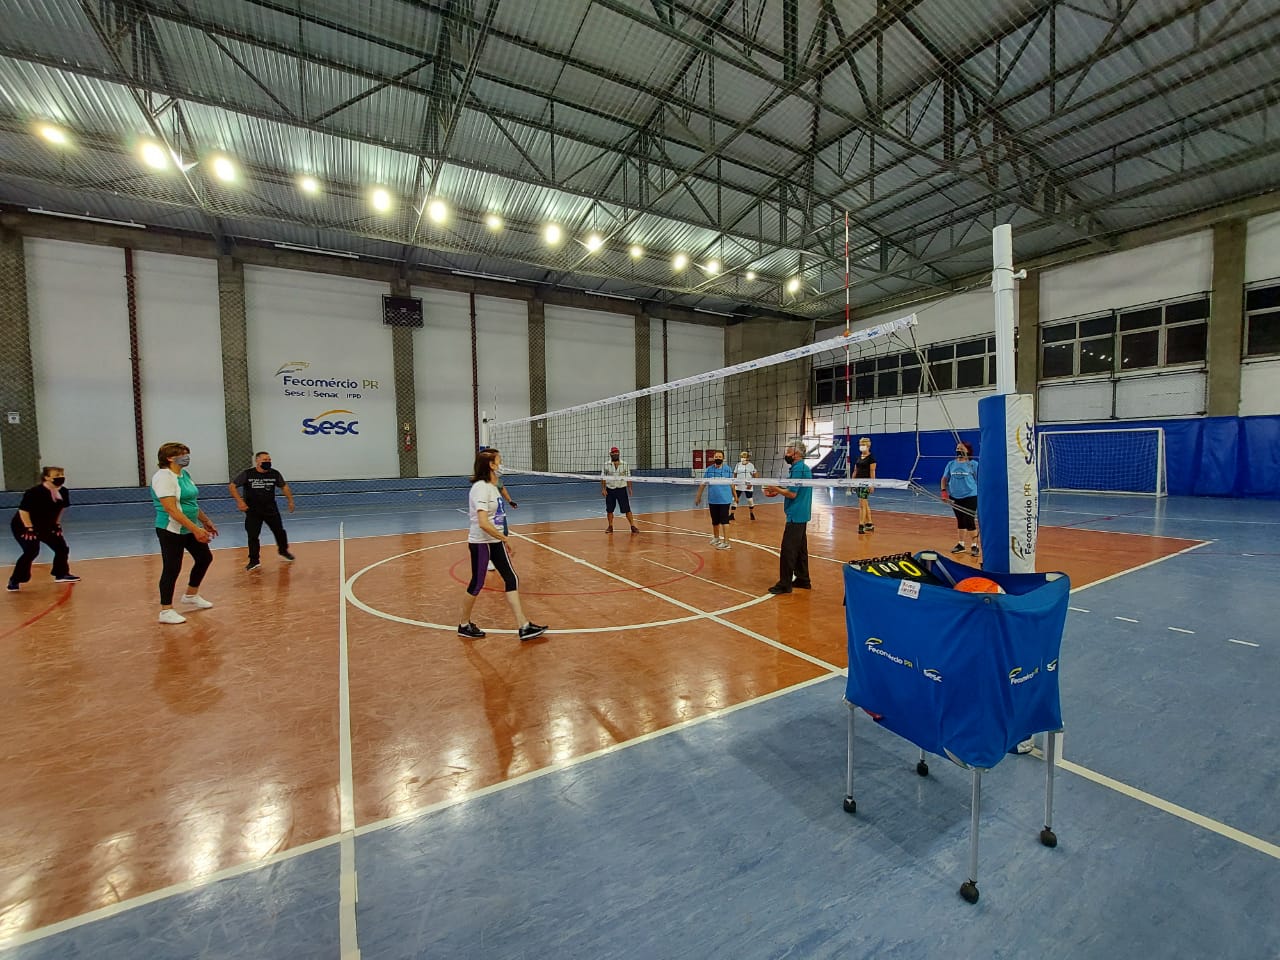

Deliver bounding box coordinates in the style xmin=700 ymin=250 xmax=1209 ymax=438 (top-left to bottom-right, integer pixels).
xmin=8 ymin=465 xmax=79 ymax=591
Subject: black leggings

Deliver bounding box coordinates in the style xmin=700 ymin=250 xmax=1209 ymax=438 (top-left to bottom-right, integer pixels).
xmin=467 ymin=541 xmax=517 ymax=595
xmin=156 ymin=528 xmax=213 ymax=605
xmin=10 ymin=516 xmax=70 ymax=582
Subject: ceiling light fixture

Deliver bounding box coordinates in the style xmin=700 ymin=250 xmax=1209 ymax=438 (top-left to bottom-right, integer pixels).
xmin=673 ymin=253 xmax=689 ymax=270
xmin=210 ymin=155 xmax=237 ymax=183
xmin=273 ymin=242 xmax=358 ymax=259
xmin=629 ymin=245 xmax=643 ymax=259
xmin=139 ymin=140 xmax=170 ymax=170
xmin=426 ymin=198 xmax=448 ymax=224
xmin=543 ymin=223 xmax=562 ymax=246
xmin=585 ymin=233 xmax=604 ymax=253
xmin=298 ymin=175 xmax=320 ymax=195
xmin=705 ymin=259 xmax=721 ymax=275
xmin=485 ymin=213 xmax=503 ymax=230
xmin=26 ymin=208 xmax=145 ymax=229
xmin=371 ymin=187 xmax=393 ymax=213
xmin=745 ymin=270 xmax=757 ymax=281
xmin=786 ymin=276 xmax=802 ymax=294
xmin=37 ymin=123 xmax=69 ymax=146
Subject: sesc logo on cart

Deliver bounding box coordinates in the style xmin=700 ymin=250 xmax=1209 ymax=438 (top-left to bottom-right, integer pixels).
xmin=301 ymin=409 xmax=360 ymax=436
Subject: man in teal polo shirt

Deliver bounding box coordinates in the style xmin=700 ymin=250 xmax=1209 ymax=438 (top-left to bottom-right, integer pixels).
xmin=764 ymin=438 xmax=812 ymax=594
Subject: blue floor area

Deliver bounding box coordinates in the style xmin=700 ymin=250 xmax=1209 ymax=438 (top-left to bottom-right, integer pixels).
xmin=4 ymin=489 xmax=1279 ymax=958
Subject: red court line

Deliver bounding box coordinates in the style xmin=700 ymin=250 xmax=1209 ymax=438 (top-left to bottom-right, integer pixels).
xmin=0 ymin=584 xmax=75 ymax=641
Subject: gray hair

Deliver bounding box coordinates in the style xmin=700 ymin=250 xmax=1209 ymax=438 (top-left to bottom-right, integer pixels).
xmin=786 ymin=437 xmax=808 ymax=456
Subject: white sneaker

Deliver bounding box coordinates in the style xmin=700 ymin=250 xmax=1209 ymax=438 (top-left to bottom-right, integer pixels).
xmin=1014 ymin=737 xmax=1035 ymax=755
xmin=487 ymin=562 xmax=496 ymax=571
xmin=714 ymin=540 xmax=731 ymax=550
xmin=180 ymin=594 xmax=214 ymax=610
xmin=709 ymin=536 xmax=721 ymax=546
xmin=158 ymin=609 xmax=187 ymax=624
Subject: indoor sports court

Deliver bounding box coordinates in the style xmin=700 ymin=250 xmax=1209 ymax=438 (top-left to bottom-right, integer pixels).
xmin=2 ymin=1 xmax=1279 ymax=958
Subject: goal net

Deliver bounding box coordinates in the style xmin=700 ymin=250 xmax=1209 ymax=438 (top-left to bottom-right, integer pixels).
xmin=1038 ymin=427 xmax=1167 ymax=496
xmin=486 ymin=313 xmax=921 ymax=492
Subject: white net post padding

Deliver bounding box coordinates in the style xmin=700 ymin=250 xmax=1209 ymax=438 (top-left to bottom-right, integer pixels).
xmin=487 ymin=313 xmax=920 ymax=493
xmin=1038 ymin=427 xmax=1167 ymax=496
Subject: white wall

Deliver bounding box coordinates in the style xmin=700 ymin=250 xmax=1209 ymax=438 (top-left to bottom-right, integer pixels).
xmin=1245 ymin=211 xmax=1280 ymax=283
xmin=134 ymin=252 xmax=228 ymax=484
xmin=413 ymin=287 xmax=473 ymax=476
xmin=544 ymin=305 xmax=635 ymax=470
xmin=245 ymin=266 xmax=397 ymax=481
xmin=646 ymin=318 xmax=725 ymax=469
xmin=25 ymin=239 xmax=136 ymax=487
xmin=1040 ymin=232 xmax=1213 ymax=322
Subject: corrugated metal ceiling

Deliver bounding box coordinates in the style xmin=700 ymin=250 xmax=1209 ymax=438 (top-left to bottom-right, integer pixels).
xmin=0 ymin=0 xmax=1277 ymax=320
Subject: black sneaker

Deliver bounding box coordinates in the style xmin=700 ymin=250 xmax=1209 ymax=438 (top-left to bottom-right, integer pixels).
xmin=971 ymin=545 xmax=980 ymax=557
xmin=864 ymin=523 xmax=875 ymax=532
xmin=246 ymin=561 xmax=262 ymax=572
xmin=767 ymin=583 xmax=792 ymax=595
xmin=54 ymin=573 xmax=81 ymax=583
xmin=749 ymin=511 xmax=755 ymax=520
xmin=518 ymin=622 xmax=547 ymax=641
xmin=281 ymin=551 xmax=296 ymax=562
xmin=457 ymin=622 xmax=486 ymax=639
xmin=857 ymin=524 xmax=865 ymax=533
xmin=950 ymin=543 xmax=966 ymax=554
xmin=793 ymin=581 xmax=812 ymax=589
xmin=5 ymin=581 xmax=17 ymax=592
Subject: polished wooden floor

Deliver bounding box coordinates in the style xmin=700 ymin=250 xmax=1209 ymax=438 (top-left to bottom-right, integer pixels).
xmin=0 ymin=502 xmax=1200 ymax=937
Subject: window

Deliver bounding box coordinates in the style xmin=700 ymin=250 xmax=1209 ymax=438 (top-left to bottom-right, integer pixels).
xmin=1040 ymin=294 xmax=1209 ymax=380
xmin=1245 ymin=281 xmax=1280 ymax=358
xmin=811 ymin=333 xmax=996 ymax=403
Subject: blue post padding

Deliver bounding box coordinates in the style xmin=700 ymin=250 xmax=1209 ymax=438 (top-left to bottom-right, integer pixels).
xmin=843 ymin=555 xmax=1069 ymax=769
xmin=977 ymin=394 xmax=1011 ymax=566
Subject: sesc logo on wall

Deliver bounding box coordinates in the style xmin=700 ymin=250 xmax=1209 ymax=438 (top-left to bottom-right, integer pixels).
xmin=245 ymin=268 xmax=400 ymax=481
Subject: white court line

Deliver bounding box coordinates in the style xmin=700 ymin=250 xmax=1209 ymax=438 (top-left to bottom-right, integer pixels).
xmin=1115 ymin=616 xmax=1140 ymax=623
xmin=337 ymin=525 xmax=361 ymax=959
xmin=1069 ymin=606 xmax=1090 ymax=613
xmin=354 ymin=672 xmax=839 ymax=837
xmin=1055 ymin=757 xmax=1280 ymax=861
xmin=519 ymin=534 xmax=840 ymax=673
xmin=343 ymin=534 xmax=774 ymax=634
xmin=1227 ymin=638 xmax=1260 ymax=647
xmin=642 ymin=556 xmax=758 ymax=598
xmin=1069 ymin=539 xmax=1211 ymax=594
xmin=1168 ymin=627 xmax=1195 ymax=634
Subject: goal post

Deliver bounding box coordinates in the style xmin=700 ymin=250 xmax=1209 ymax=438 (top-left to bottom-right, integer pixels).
xmin=1037 ymin=427 xmax=1167 ymax=497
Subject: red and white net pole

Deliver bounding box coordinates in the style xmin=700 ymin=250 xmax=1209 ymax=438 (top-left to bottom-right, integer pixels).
xmin=843 ymin=212 xmax=853 ymax=489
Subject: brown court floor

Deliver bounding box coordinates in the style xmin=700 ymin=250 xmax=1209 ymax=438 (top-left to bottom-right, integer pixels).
xmin=0 ymin=504 xmax=1200 ymax=935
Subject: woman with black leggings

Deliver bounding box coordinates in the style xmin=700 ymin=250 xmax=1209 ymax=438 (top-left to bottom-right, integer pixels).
xmin=150 ymin=441 xmax=219 ymax=624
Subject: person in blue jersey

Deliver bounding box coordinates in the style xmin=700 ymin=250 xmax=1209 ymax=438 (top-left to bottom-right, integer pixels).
xmin=693 ymin=450 xmax=735 ymax=549
xmin=151 ymin=442 xmax=219 ymax=624
xmin=763 ymin=438 xmax=813 ymax=594
xmin=941 ymin=440 xmax=980 ymax=557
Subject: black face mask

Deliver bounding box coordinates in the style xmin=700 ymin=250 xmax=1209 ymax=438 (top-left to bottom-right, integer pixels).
xmin=260 ymin=461 xmax=273 ymax=470
xmin=51 ymin=477 xmax=66 ymax=487
xmin=713 ymin=459 xmax=723 ymax=466
xmin=784 ymin=454 xmax=794 ymax=465
xmin=611 ymin=455 xmax=620 ymax=462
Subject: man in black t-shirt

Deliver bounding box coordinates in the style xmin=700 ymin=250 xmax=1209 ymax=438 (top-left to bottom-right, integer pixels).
xmin=228 ymin=451 xmax=296 ymax=571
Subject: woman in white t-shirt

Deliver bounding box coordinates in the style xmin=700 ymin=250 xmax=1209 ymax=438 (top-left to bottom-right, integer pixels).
xmin=150 ymin=441 xmax=219 ymax=624
xmin=457 ymin=448 xmax=547 ymax=642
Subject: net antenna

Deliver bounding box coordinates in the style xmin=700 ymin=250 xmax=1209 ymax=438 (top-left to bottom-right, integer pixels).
xmin=486 ymin=314 xmax=920 ymax=494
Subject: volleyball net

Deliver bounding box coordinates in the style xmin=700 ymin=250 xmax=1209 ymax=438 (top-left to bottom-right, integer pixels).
xmin=486 ymin=312 xmax=925 ymax=492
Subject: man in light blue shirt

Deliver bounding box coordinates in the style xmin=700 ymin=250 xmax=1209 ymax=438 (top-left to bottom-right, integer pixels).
xmin=694 ymin=450 xmax=735 ymax=549
xmin=764 ymin=438 xmax=812 ymax=594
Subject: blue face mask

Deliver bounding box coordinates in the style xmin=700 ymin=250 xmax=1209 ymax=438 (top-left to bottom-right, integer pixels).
xmin=175 ymin=455 xmax=191 ymax=467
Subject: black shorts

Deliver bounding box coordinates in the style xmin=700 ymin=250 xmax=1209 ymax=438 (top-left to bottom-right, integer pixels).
xmin=605 ymin=488 xmax=631 ymax=514
xmin=708 ymin=502 xmax=731 ymax=525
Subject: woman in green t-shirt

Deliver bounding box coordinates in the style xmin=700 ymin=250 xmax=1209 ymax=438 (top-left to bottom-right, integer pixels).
xmin=151 ymin=441 xmax=219 ymax=624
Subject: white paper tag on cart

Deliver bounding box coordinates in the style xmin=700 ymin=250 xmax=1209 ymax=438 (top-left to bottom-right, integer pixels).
xmin=897 ymin=580 xmax=921 ymax=599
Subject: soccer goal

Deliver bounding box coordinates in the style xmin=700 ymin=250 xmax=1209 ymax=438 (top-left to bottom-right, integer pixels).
xmin=1038 ymin=427 xmax=1167 ymax=496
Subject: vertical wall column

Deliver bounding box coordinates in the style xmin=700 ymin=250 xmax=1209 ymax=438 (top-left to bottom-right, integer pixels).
xmin=218 ymin=256 xmax=254 ymax=473
xmin=1207 ymin=220 xmax=1246 ymax=417
xmin=528 ymin=298 xmax=548 ymax=471
xmin=1016 ymin=269 xmax=1040 ymax=406
xmin=390 ymin=277 xmax=418 ymax=478
xmin=724 ymin=320 xmax=811 ymax=470
xmin=634 ymin=310 xmax=652 ymax=469
xmin=0 ymin=229 xmax=39 ymax=490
